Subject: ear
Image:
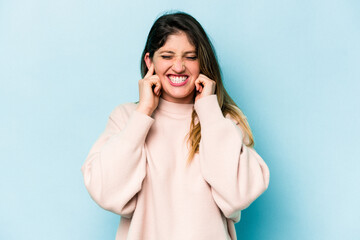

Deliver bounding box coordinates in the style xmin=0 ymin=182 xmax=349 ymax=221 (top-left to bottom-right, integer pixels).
xmin=144 ymin=52 xmax=152 ymax=69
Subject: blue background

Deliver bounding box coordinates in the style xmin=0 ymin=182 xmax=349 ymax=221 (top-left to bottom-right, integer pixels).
xmin=1 ymin=0 xmax=359 ymax=239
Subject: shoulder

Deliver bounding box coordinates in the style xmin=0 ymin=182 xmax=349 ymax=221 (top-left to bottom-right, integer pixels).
xmin=224 ymin=109 xmax=251 ymax=145
xmin=224 ymin=112 xmax=244 ymax=134
xmin=109 ymin=101 xmax=139 ymax=129
xmin=223 ymin=105 xmax=241 ymax=126
xmin=224 ymin=112 xmax=238 ymax=125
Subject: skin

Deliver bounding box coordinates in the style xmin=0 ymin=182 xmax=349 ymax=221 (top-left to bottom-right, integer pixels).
xmin=136 ymin=31 xmax=216 ymax=116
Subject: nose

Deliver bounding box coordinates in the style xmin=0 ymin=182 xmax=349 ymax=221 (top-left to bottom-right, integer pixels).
xmin=172 ymin=58 xmax=185 ymax=73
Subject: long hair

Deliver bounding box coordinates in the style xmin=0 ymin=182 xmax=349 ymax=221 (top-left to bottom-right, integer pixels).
xmin=140 ymin=11 xmax=255 ymax=165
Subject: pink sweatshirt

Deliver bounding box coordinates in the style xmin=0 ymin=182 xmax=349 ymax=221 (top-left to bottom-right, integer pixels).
xmin=81 ymin=94 xmax=270 ymax=240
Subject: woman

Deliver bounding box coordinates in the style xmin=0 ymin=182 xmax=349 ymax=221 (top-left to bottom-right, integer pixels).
xmin=81 ymin=11 xmax=270 ymax=240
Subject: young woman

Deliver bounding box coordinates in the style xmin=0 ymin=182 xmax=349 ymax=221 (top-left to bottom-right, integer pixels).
xmin=82 ymin=11 xmax=270 ymax=240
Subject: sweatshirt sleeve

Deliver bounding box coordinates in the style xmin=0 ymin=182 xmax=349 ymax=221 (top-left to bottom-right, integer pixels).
xmin=194 ymin=94 xmax=270 ymax=222
xmin=81 ymin=105 xmax=154 ymax=218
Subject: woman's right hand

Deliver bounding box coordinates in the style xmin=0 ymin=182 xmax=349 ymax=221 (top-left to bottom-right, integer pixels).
xmin=136 ymin=63 xmax=162 ymax=116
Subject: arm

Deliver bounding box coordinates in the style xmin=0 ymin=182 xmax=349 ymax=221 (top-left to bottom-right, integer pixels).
xmin=81 ymin=105 xmax=154 ymax=218
xmin=194 ymin=95 xmax=270 ymax=222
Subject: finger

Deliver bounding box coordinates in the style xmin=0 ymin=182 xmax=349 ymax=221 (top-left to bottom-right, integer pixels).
xmin=199 ymin=74 xmax=216 ymax=87
xmin=156 ymin=88 xmax=161 ymax=96
xmin=154 ymin=81 xmax=162 ymax=94
xmin=198 ymin=75 xmax=207 ymax=85
xmin=194 ymin=78 xmax=200 ymax=90
xmin=144 ymin=63 xmax=155 ymax=79
xmin=194 ymin=78 xmax=202 ymax=91
xmin=199 ymin=73 xmax=210 ymax=80
xmin=147 ymin=77 xmax=161 ymax=93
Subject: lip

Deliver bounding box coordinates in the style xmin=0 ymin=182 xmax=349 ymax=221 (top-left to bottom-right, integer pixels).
xmin=167 ymin=74 xmax=189 ymax=87
xmin=167 ymin=74 xmax=189 ymax=77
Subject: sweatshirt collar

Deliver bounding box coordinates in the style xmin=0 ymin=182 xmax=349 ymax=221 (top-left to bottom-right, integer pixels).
xmin=157 ymin=97 xmax=194 ymax=115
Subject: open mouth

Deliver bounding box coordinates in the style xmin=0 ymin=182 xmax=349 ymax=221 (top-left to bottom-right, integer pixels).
xmin=167 ymin=74 xmax=189 ymax=86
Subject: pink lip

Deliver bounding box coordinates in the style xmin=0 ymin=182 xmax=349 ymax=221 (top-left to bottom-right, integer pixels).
xmin=167 ymin=74 xmax=189 ymax=87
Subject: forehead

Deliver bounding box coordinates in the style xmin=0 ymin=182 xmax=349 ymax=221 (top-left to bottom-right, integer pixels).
xmin=158 ymin=32 xmax=196 ymax=53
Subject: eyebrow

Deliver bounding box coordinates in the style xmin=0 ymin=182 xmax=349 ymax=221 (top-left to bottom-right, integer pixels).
xmin=159 ymin=50 xmax=197 ymax=54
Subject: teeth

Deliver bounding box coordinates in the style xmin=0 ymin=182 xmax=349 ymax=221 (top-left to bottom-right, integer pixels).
xmin=169 ymin=76 xmax=187 ymax=83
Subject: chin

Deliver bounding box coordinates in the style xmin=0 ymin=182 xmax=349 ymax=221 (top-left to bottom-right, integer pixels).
xmin=163 ymin=89 xmax=195 ymax=102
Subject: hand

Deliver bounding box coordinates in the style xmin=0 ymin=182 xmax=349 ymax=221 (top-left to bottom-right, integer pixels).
xmin=136 ymin=63 xmax=162 ymax=116
xmin=194 ymin=74 xmax=216 ymax=102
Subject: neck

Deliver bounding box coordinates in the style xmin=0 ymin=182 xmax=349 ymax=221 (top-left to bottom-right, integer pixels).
xmin=157 ymin=96 xmax=194 ymax=115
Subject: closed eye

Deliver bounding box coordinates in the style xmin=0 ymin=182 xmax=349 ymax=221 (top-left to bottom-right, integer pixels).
xmin=161 ymin=55 xmax=197 ymax=60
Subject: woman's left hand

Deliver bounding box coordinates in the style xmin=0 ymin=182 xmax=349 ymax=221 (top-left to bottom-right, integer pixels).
xmin=194 ymin=74 xmax=216 ymax=102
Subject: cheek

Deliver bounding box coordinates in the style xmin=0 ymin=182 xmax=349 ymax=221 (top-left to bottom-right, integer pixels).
xmin=190 ymin=62 xmax=201 ymax=76
xmin=153 ymin=61 xmax=168 ymax=75
xmin=191 ymin=61 xmax=200 ymax=72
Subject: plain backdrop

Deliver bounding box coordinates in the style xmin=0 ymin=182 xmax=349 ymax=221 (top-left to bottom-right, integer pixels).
xmin=1 ymin=0 xmax=359 ymax=239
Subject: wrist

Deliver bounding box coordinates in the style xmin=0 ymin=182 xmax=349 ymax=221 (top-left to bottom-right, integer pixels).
xmin=194 ymin=94 xmax=224 ymax=126
xmin=136 ymin=105 xmax=153 ymax=116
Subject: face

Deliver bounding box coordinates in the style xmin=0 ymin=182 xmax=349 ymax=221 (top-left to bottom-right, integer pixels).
xmin=145 ymin=31 xmax=200 ymax=104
